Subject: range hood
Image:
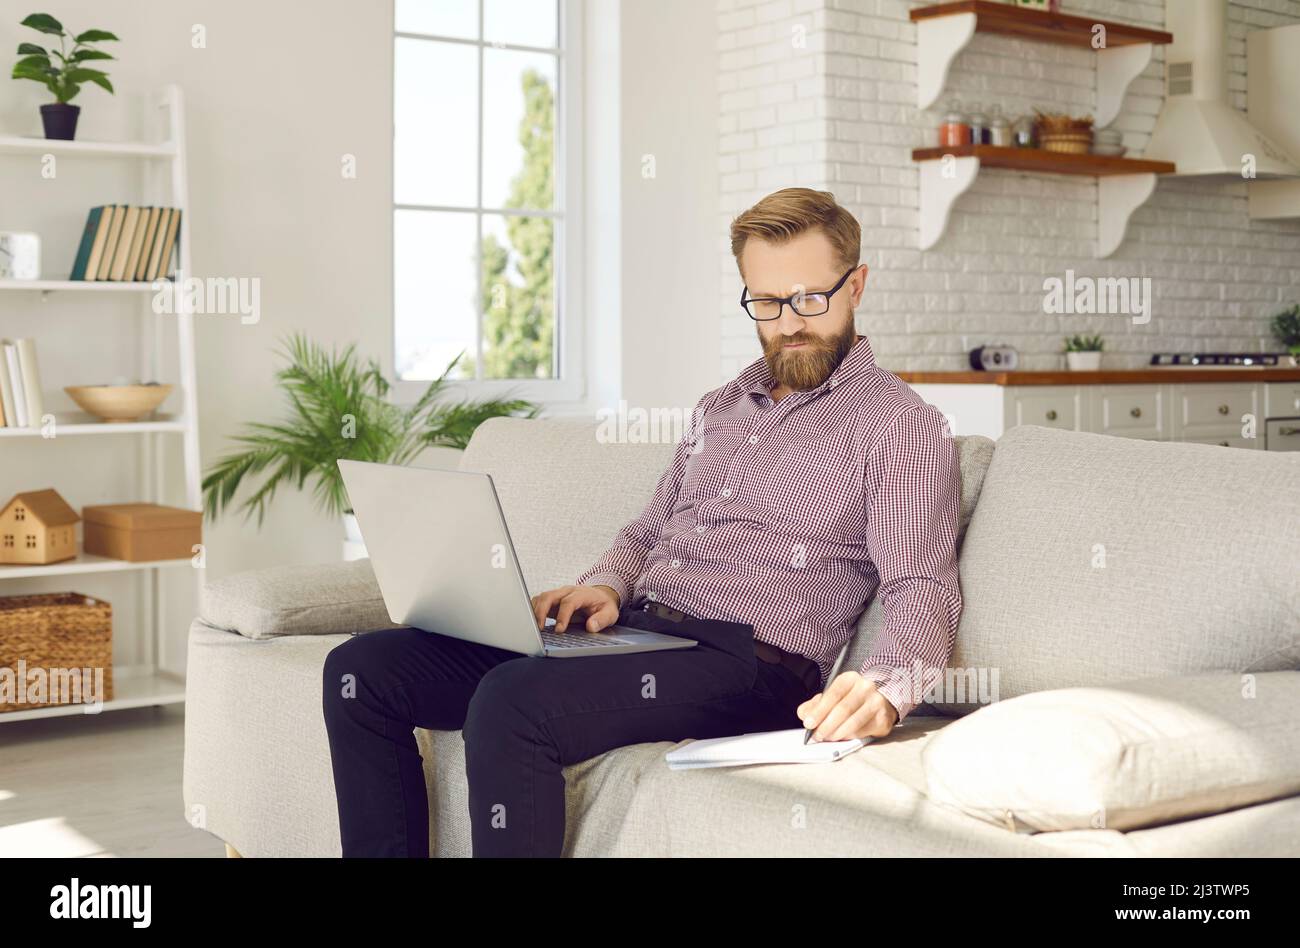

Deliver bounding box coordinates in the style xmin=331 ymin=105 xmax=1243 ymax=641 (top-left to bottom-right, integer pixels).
xmin=1145 ymin=0 xmax=1300 ymax=178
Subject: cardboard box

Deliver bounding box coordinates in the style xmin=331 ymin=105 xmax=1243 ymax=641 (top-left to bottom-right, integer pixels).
xmin=82 ymin=503 xmax=202 ymax=563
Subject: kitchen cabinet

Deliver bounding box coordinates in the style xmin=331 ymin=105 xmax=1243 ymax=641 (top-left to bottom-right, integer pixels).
xmin=898 ymin=369 xmax=1300 ymax=451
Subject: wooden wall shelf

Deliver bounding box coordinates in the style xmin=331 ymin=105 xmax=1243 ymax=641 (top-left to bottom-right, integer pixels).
xmin=910 ymin=1 xmax=1171 ymax=127
xmin=912 ymin=145 xmax=1175 ymax=177
xmin=911 ymin=146 xmax=1175 ymax=257
xmin=909 ymin=2 xmax=1172 ymax=48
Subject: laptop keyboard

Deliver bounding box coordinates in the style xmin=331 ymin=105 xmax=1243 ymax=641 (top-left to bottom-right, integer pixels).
xmin=541 ymin=627 xmax=635 ymax=648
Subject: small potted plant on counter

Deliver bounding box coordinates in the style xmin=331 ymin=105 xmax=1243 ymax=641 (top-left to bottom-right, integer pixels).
xmin=1271 ymin=304 xmax=1300 ymax=366
xmin=1063 ymin=334 xmax=1104 ymax=371
xmin=11 ymin=12 xmax=118 ymax=141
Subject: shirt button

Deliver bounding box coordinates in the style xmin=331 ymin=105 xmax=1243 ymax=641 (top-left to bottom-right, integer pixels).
xmin=695 ymin=524 xmax=706 ymax=533
xmin=721 ymin=488 xmax=732 ymax=498
xmin=646 ymin=591 xmax=657 ymax=601
xmin=670 ymin=559 xmax=681 ymax=568
xmin=748 ymin=434 xmax=759 ymax=444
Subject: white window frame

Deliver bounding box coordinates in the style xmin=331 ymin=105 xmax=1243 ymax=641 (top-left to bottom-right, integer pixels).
xmin=391 ymin=0 xmax=585 ymax=407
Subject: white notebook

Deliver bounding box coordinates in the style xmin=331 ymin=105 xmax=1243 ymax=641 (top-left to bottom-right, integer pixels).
xmin=665 ymin=728 xmax=869 ymax=770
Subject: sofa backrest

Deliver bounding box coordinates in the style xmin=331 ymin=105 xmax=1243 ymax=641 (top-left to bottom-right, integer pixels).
xmin=929 ymin=425 xmax=1300 ymax=716
xmin=458 ymin=417 xmax=678 ymax=594
xmin=458 ymin=415 xmax=995 ymax=647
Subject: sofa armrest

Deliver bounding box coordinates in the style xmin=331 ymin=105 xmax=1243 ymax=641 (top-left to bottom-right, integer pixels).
xmin=200 ymin=559 xmax=404 ymax=640
xmin=921 ymin=671 xmax=1300 ymax=833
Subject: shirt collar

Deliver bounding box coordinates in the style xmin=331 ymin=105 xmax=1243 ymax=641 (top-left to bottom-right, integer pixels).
xmin=738 ymin=333 xmax=877 ymax=400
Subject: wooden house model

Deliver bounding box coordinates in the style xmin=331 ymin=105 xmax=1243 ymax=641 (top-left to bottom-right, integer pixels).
xmin=0 ymin=489 xmax=80 ymax=566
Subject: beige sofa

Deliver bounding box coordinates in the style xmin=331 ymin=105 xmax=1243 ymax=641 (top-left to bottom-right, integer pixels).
xmin=182 ymin=418 xmax=1300 ymax=857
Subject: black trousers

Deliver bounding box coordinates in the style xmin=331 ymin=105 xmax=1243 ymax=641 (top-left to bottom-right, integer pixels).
xmin=321 ymin=604 xmax=820 ymax=857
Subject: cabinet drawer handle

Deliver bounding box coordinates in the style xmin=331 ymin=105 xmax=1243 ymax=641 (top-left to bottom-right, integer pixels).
xmin=1279 ymin=426 xmax=1300 ymax=437
xmin=1217 ymin=404 xmax=1230 ymax=415
xmin=1130 ymin=407 xmax=1142 ymax=418
xmin=1046 ymin=409 xmax=1057 ymax=421
xmin=1218 ymin=440 xmax=1230 ymax=447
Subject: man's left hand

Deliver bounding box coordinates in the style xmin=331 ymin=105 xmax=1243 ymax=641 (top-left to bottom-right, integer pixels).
xmin=797 ymin=671 xmax=898 ymax=741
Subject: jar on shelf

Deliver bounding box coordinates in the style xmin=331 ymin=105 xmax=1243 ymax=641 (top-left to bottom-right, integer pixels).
xmin=1012 ymin=114 xmax=1036 ymax=147
xmin=988 ymin=105 xmax=1011 ymax=147
xmin=968 ymin=103 xmax=989 ymax=145
xmin=939 ymin=105 xmax=970 ymax=147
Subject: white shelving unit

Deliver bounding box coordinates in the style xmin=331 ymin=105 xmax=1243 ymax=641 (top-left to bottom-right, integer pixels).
xmin=0 ymin=84 xmax=199 ymax=723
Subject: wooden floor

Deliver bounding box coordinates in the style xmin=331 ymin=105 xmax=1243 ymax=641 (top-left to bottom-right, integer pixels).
xmin=0 ymin=705 xmax=223 ymax=858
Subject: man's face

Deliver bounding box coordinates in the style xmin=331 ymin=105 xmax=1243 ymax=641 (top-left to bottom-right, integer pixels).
xmin=741 ymin=229 xmax=868 ymax=392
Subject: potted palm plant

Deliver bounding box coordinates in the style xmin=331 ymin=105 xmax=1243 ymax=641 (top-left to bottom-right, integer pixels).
xmin=11 ymin=13 xmax=118 ymax=141
xmin=1063 ymin=334 xmax=1104 ymax=371
xmin=202 ymin=334 xmax=540 ymax=559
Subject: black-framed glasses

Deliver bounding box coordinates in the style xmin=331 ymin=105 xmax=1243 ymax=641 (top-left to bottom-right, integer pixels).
xmin=740 ymin=266 xmax=856 ymax=321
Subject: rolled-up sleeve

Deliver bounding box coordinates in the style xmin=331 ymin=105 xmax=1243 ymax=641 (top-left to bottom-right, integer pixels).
xmin=857 ymin=405 xmax=963 ymax=722
xmin=572 ymin=392 xmax=713 ymax=606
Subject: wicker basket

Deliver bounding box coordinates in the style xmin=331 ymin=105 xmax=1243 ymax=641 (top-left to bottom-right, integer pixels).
xmin=0 ymin=593 xmax=113 ymax=713
xmin=1034 ymin=109 xmax=1093 ymax=155
xmin=1039 ymin=133 xmax=1093 ymax=154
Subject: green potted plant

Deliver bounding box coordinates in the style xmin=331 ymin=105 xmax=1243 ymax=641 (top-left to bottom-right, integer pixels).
xmin=11 ymin=13 xmax=118 ymax=141
xmin=1063 ymin=333 xmax=1104 ymax=371
xmin=202 ymin=333 xmax=540 ymax=559
xmin=1270 ymin=303 xmax=1300 ymax=365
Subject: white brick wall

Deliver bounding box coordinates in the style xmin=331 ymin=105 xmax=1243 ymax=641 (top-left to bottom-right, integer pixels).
xmin=718 ymin=0 xmax=1300 ymax=374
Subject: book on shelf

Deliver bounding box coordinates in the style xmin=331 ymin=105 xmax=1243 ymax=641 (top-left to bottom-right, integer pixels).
xmin=134 ymin=207 xmax=161 ymax=281
xmin=123 ymin=206 xmax=152 ymax=280
xmin=157 ymin=209 xmax=181 ymax=279
xmin=75 ymin=205 xmax=113 ymax=280
xmin=69 ymin=206 xmax=105 ymax=281
xmin=96 ymin=205 xmax=125 ymax=280
xmin=68 ymin=204 xmax=182 ymax=282
xmin=0 ymin=337 xmax=45 ymax=429
xmin=0 ymin=345 xmax=17 ymax=427
xmin=108 ymin=205 xmax=141 ymax=281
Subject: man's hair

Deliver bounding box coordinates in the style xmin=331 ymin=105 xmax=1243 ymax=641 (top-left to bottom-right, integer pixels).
xmin=729 ymin=187 xmax=861 ymax=280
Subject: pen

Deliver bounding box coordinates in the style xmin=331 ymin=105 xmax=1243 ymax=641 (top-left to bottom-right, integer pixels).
xmin=803 ymin=642 xmax=849 ymax=744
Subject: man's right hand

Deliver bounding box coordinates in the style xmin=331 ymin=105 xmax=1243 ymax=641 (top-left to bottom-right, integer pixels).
xmin=531 ymin=584 xmax=621 ymax=633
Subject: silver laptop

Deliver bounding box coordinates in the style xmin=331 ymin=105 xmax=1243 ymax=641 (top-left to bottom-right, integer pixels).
xmin=337 ymin=460 xmax=697 ymax=657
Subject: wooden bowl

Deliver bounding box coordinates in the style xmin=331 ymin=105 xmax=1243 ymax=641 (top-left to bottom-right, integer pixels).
xmin=64 ymin=384 xmax=173 ymax=423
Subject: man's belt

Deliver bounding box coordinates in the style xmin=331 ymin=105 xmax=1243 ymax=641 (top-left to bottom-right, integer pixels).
xmin=640 ymin=600 xmax=690 ymax=623
xmin=640 ymin=600 xmax=823 ymax=694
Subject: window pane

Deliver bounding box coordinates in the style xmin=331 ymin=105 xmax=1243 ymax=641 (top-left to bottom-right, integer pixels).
xmin=480 ymin=213 xmax=554 ymax=380
xmin=394 ymin=38 xmax=477 ymax=207
xmin=396 ymin=0 xmax=478 ymax=40
xmin=482 ymin=48 xmax=556 ymax=210
xmin=484 ymin=0 xmax=558 ymax=48
xmin=395 ymin=210 xmax=478 ymax=381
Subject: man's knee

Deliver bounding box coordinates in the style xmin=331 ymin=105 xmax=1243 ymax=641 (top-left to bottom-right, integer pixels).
xmin=462 ymin=659 xmax=548 ymax=746
xmin=321 ymin=629 xmax=411 ymax=720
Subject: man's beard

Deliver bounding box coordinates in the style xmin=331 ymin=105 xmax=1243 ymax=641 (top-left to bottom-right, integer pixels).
xmin=758 ymin=318 xmax=858 ymax=391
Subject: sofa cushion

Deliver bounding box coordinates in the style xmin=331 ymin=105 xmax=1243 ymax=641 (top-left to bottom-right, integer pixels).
xmin=922 ymin=671 xmax=1300 ymax=833
xmin=934 ymin=425 xmax=1300 ymax=714
xmin=200 ymin=559 xmax=403 ymax=639
xmin=414 ymin=713 xmax=1078 ymax=856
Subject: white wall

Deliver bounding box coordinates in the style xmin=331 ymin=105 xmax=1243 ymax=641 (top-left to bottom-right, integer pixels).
xmin=717 ymin=0 xmax=1300 ymax=375
xmin=618 ymin=0 xmax=721 ymax=411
